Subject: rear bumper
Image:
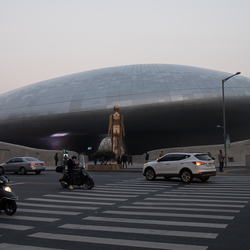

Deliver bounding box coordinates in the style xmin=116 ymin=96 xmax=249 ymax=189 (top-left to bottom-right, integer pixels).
xmin=193 ymin=171 xmax=217 ymax=178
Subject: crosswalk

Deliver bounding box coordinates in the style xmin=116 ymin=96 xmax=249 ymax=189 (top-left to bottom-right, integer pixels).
xmin=0 ymin=175 xmax=250 ymax=250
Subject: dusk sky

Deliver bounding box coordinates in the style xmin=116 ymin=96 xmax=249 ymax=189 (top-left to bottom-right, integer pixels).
xmin=1 ymin=0 xmax=249 ymax=95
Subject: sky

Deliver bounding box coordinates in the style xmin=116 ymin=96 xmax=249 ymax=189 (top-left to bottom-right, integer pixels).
xmin=1 ymin=0 xmax=250 ymax=95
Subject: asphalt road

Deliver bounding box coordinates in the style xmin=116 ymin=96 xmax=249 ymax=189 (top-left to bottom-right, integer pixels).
xmin=0 ymin=171 xmax=250 ymax=250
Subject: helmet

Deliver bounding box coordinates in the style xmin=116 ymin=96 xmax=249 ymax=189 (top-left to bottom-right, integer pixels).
xmin=72 ymin=155 xmax=77 ymax=159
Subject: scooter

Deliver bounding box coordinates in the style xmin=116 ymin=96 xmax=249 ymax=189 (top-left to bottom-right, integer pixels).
xmin=56 ymin=165 xmax=94 ymax=189
xmin=0 ymin=175 xmax=18 ymax=215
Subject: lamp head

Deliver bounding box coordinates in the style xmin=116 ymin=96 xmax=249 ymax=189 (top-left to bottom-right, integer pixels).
xmin=236 ymin=72 xmax=241 ymax=75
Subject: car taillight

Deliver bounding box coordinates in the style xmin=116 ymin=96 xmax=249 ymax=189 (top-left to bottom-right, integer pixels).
xmin=29 ymin=163 xmax=38 ymax=166
xmin=192 ymin=161 xmax=205 ymax=166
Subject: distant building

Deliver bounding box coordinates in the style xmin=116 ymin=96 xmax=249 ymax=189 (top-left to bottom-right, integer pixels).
xmin=0 ymin=64 xmax=249 ymax=154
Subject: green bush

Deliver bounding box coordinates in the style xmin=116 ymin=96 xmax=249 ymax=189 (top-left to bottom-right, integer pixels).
xmin=91 ymin=150 xmax=116 ymax=164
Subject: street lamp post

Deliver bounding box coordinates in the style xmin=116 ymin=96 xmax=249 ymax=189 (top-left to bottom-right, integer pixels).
xmin=222 ymin=72 xmax=241 ymax=167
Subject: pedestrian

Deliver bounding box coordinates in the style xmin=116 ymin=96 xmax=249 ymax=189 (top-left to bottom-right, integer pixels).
xmin=63 ymin=155 xmax=68 ymax=166
xmin=128 ymin=153 xmax=133 ymax=165
xmin=145 ymin=152 xmax=149 ymax=163
xmin=121 ymin=152 xmax=128 ymax=168
xmin=54 ymin=153 xmax=59 ymax=166
xmin=218 ymin=150 xmax=224 ymax=172
xmin=159 ymin=151 xmax=164 ymax=157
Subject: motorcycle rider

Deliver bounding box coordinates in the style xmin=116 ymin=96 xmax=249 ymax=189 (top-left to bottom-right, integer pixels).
xmin=67 ymin=155 xmax=78 ymax=190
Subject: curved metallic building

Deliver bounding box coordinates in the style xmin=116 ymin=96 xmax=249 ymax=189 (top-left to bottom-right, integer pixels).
xmin=0 ymin=64 xmax=250 ymax=154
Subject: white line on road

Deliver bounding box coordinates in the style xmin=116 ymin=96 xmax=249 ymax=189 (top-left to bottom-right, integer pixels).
xmin=59 ymin=224 xmax=218 ymax=239
xmin=29 ymin=232 xmax=208 ymax=250
xmin=156 ymin=194 xmax=250 ymax=200
xmin=17 ymin=202 xmax=99 ymax=210
xmin=146 ymin=198 xmax=249 ymax=203
xmin=83 ymin=216 xmax=228 ymax=228
xmin=0 ymin=223 xmax=33 ymax=231
xmin=0 ymin=243 xmax=64 ymax=250
xmin=44 ymin=194 xmax=127 ymax=201
xmin=0 ymin=215 xmax=59 ymax=222
xmin=17 ymin=208 xmax=81 ymax=216
xmin=60 ymin=191 xmax=138 ymax=198
xmin=134 ymin=201 xmax=244 ymax=208
xmin=119 ymin=205 xmax=240 ymax=213
xmin=103 ymin=210 xmax=235 ymax=220
xmin=26 ymin=198 xmax=115 ymax=206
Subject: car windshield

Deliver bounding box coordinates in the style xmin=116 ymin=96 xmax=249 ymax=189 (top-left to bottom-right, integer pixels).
xmin=195 ymin=154 xmax=212 ymax=161
xmin=24 ymin=157 xmax=39 ymax=161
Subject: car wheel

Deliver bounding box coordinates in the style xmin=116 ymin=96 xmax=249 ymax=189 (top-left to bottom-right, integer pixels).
xmin=0 ymin=167 xmax=4 ymax=175
xmin=180 ymin=169 xmax=193 ymax=183
xmin=200 ymin=176 xmax=210 ymax=182
xmin=35 ymin=171 xmax=41 ymax=174
xmin=145 ymin=167 xmax=156 ymax=181
xmin=19 ymin=167 xmax=27 ymax=175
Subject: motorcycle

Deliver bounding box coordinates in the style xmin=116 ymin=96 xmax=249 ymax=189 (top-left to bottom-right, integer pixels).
xmin=56 ymin=165 xmax=94 ymax=189
xmin=0 ymin=175 xmax=18 ymax=215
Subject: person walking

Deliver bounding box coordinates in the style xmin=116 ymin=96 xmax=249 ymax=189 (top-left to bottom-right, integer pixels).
xmin=128 ymin=153 xmax=133 ymax=165
xmin=121 ymin=152 xmax=128 ymax=168
xmin=218 ymin=150 xmax=224 ymax=172
xmin=54 ymin=153 xmax=59 ymax=166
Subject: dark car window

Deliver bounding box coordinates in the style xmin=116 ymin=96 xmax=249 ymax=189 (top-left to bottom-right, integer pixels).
xmin=15 ymin=158 xmax=23 ymax=162
xmin=158 ymin=154 xmax=175 ymax=162
xmin=159 ymin=154 xmax=191 ymax=162
xmin=24 ymin=157 xmax=38 ymax=161
xmin=195 ymin=154 xmax=212 ymax=161
xmin=172 ymin=154 xmax=191 ymax=161
xmin=8 ymin=158 xmax=16 ymax=163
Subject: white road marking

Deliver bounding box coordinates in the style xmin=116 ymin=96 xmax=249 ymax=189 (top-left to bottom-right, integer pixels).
xmin=83 ymin=216 xmax=228 ymax=228
xmin=59 ymin=224 xmax=218 ymax=239
xmin=29 ymin=232 xmax=208 ymax=250
xmin=103 ymin=210 xmax=235 ymax=220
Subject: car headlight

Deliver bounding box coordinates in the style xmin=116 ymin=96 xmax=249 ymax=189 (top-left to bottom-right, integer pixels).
xmin=4 ymin=186 xmax=11 ymax=192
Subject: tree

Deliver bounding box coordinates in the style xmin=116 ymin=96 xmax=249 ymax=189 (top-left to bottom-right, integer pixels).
xmin=91 ymin=151 xmax=116 ymax=164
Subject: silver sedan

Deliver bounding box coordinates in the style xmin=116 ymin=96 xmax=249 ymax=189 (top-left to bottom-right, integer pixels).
xmin=0 ymin=157 xmax=46 ymax=175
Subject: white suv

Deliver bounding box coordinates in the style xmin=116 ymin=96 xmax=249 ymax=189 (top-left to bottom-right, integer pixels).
xmin=143 ymin=152 xmax=216 ymax=183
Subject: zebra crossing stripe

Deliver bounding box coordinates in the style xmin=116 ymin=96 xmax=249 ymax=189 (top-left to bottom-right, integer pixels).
xmin=0 ymin=243 xmax=63 ymax=250
xmin=0 ymin=215 xmax=59 ymax=222
xmin=119 ymin=205 xmax=240 ymax=213
xmin=17 ymin=208 xmax=81 ymax=216
xmin=103 ymin=210 xmax=235 ymax=220
xmin=96 ymin=186 xmax=158 ymax=192
xmin=177 ymin=187 xmax=250 ymax=192
xmin=29 ymin=232 xmax=208 ymax=250
xmin=83 ymin=216 xmax=228 ymax=228
xmin=104 ymin=183 xmax=165 ymax=190
xmin=44 ymin=194 xmax=127 ymax=201
xmin=92 ymin=188 xmax=148 ymax=194
xmin=17 ymin=202 xmax=99 ymax=210
xmin=111 ymin=183 xmax=173 ymax=188
xmin=156 ymin=194 xmax=250 ymax=200
xmin=0 ymin=223 xmax=33 ymax=231
xmin=59 ymin=224 xmax=218 ymax=239
xmin=146 ymin=198 xmax=249 ymax=203
xmin=60 ymin=191 xmax=138 ymax=198
xmin=26 ymin=198 xmax=115 ymax=205
xmin=166 ymin=191 xmax=250 ymax=197
xmin=134 ymin=201 xmax=244 ymax=208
